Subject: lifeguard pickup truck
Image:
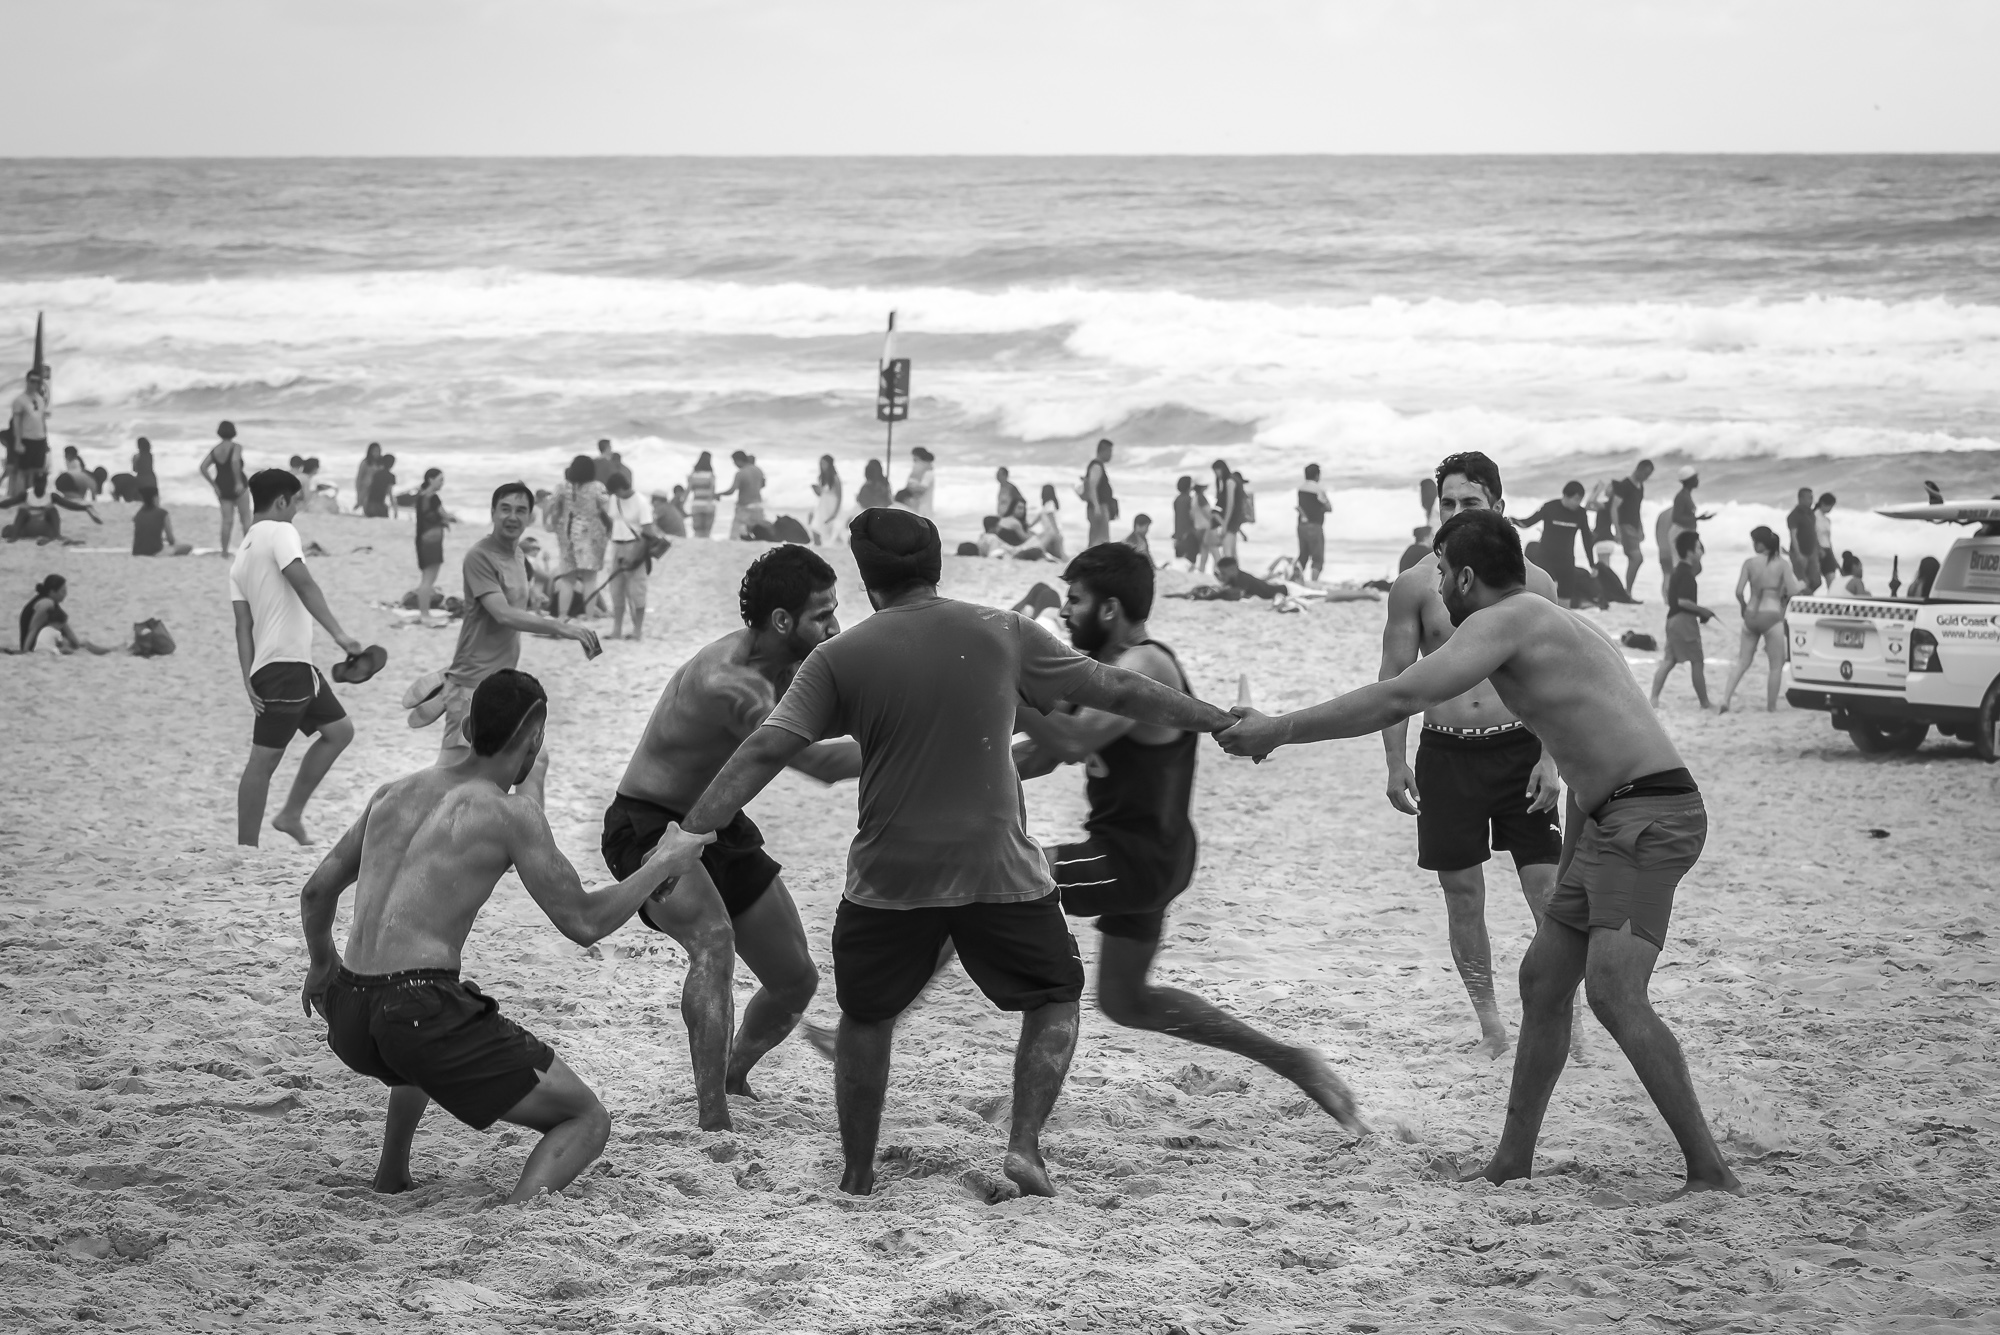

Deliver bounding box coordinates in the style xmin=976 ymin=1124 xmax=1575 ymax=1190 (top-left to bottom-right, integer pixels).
xmin=1786 ymin=498 xmax=2000 ymax=760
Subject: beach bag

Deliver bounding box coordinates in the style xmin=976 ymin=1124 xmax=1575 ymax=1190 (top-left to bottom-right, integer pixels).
xmin=1105 ymin=497 xmax=1120 ymax=522
xmin=1620 ymin=630 xmax=1658 ymax=652
xmin=131 ymin=618 xmax=176 ymax=657
xmin=1238 ymin=482 xmax=1256 ymax=524
xmin=955 ymin=542 xmax=981 ymax=557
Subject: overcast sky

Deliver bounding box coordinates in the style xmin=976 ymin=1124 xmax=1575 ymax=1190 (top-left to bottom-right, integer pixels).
xmin=8 ymin=0 xmax=1996 ymax=156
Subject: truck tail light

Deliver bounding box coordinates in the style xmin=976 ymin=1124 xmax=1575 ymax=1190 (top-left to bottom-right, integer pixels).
xmin=1910 ymin=629 xmax=1941 ymax=673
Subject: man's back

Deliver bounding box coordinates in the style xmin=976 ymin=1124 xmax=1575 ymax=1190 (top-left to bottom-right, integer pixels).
xmin=1474 ymin=595 xmax=1683 ymax=807
xmin=763 ymin=597 xmax=1096 ymax=908
xmin=344 ymin=769 xmax=525 ymax=973
xmin=619 ymin=631 xmax=777 ymax=810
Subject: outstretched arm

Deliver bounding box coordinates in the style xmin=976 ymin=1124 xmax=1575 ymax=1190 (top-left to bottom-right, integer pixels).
xmin=510 ymin=795 xmax=712 ymax=945
xmin=1378 ymin=569 xmax=1427 ymax=814
xmin=1219 ymin=612 xmax=1516 ymax=759
xmin=1061 ymin=660 xmax=1233 ymax=734
xmin=476 ymin=589 xmax=600 ymax=657
xmin=300 ymin=800 xmax=372 ymax=1016
xmin=681 ymin=725 xmax=816 ymax=836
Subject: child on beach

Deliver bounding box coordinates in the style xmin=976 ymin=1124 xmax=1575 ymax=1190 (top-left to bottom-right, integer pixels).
xmin=1650 ymin=531 xmax=1715 ymax=710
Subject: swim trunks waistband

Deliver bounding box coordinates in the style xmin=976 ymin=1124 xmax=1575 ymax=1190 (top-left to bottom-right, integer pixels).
xmin=1422 ymin=719 xmax=1528 ymax=738
xmin=1589 ymin=767 xmax=1699 ymax=821
xmin=335 ymin=965 xmax=461 ymax=988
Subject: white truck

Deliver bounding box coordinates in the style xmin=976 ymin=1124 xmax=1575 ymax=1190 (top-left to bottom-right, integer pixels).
xmin=1785 ymin=499 xmax=2000 ymax=760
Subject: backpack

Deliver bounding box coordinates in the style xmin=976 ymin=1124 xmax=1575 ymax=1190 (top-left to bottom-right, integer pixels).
xmin=131 ymin=618 xmax=176 ymax=657
xmin=1238 ymin=480 xmax=1257 ymax=525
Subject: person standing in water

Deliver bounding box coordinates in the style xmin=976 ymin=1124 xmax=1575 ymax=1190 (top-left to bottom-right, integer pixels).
xmin=201 ymin=421 xmax=252 ymax=555
xmin=1296 ymin=464 xmax=1332 ymax=581
xmin=1221 ymin=509 xmax=1740 ymax=1197
xmin=1718 ymin=526 xmax=1797 ymax=714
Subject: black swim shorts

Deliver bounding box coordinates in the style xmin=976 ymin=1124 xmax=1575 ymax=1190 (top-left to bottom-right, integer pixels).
xmin=1050 ymin=838 xmax=1190 ymax=941
xmin=601 ymin=792 xmax=781 ymax=922
xmin=1546 ymin=784 xmax=1706 ymax=951
xmin=250 ymin=662 xmax=347 ymax=750
xmin=1413 ymin=723 xmax=1562 ymax=873
xmin=18 ymin=437 xmax=47 ymax=471
xmin=321 ymin=967 xmax=554 ymax=1130
xmin=831 ymin=893 xmax=1084 ymax=1025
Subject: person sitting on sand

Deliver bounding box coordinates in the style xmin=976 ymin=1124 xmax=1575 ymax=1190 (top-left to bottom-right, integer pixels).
xmin=300 ymin=669 xmax=713 ymax=1203
xmin=1590 ymin=539 xmax=1638 ymax=604
xmin=976 ymin=514 xmax=1017 ymax=559
xmin=1123 ymin=513 xmax=1155 ymax=563
xmin=1213 ymin=555 xmax=1284 ymax=600
xmin=132 ymin=487 xmax=192 ymax=556
xmin=675 ymin=508 xmax=1237 ymax=1200
xmin=17 ymin=574 xmax=115 ymax=654
xmin=1219 ymin=508 xmax=1740 ymax=1197
xmin=1718 ymin=526 xmax=1797 ymax=714
xmin=603 ymin=546 xmax=862 ymax=1131
xmin=55 ymin=446 xmax=99 ymax=500
xmin=231 ymin=469 xmax=368 ymax=846
xmin=1650 ymin=532 xmax=1714 ymax=710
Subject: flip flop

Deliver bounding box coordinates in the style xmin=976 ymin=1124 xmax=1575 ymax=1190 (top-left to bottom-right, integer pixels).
xmin=402 ymin=668 xmax=449 ymax=728
xmin=331 ymin=643 xmax=389 ymax=684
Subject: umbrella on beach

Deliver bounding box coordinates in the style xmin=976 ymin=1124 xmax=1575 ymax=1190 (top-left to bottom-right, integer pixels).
xmin=32 ymin=312 xmax=46 ymax=376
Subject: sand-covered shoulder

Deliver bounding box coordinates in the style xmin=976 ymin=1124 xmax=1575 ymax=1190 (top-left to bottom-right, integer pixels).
xmin=3 ymin=513 xmax=1997 ymax=1333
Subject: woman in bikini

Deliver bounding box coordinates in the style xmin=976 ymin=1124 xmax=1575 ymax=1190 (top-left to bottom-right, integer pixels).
xmin=199 ymin=420 xmax=251 ymax=555
xmin=1719 ymin=524 xmax=1799 ymax=714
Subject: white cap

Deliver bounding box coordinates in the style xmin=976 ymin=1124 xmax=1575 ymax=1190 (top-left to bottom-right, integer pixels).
xmin=1678 ymin=464 xmax=1699 ymax=481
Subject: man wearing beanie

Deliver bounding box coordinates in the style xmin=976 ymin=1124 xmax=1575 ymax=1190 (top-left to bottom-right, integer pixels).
xmin=678 ymin=507 xmax=1235 ymax=1200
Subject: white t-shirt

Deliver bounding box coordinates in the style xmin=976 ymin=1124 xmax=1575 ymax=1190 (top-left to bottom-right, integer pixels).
xmin=609 ymin=492 xmax=647 ymax=543
xmin=228 ymin=520 xmax=315 ymax=674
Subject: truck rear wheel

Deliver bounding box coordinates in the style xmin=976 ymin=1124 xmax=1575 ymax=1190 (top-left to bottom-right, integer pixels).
xmin=1978 ymin=679 xmax=2000 ymax=764
xmin=1848 ymin=720 xmax=1929 ymax=754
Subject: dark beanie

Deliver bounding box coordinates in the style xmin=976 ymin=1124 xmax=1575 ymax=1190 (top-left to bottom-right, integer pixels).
xmin=849 ymin=506 xmax=941 ymax=589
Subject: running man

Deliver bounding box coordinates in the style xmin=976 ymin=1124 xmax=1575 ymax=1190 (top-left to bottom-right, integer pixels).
xmin=437 ymin=483 xmax=600 ymax=764
xmin=604 ymin=546 xmax=861 ymax=1131
xmin=1382 ymin=452 xmax=1562 ymax=1058
xmin=678 ymin=509 xmax=1235 ymax=1200
xmin=1017 ymin=544 xmax=1365 ymax=1126
xmin=1222 ymin=509 xmax=1739 ymax=1195
xmin=301 ymin=670 xmax=713 ymax=1203
xmin=231 ymin=469 xmax=367 ymax=846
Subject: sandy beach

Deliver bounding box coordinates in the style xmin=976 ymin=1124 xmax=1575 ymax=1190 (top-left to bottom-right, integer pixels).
xmin=2 ymin=509 xmax=1996 ymax=1334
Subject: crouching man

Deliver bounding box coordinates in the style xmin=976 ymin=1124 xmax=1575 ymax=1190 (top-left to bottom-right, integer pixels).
xmin=299 ymin=669 xmax=713 ymax=1203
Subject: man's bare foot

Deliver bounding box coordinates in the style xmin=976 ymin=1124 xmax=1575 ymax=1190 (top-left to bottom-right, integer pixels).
xmin=1667 ymin=1168 xmax=1743 ymax=1199
xmin=1460 ymin=1156 xmax=1530 ymax=1187
xmin=696 ymin=1107 xmax=733 ymax=1133
xmin=1472 ymin=1030 xmax=1511 ymax=1061
xmin=961 ymin=1167 xmax=1021 ymax=1204
xmin=839 ymin=1164 xmax=875 ymax=1196
xmin=271 ymin=812 xmax=313 ymax=845
xmin=1002 ymin=1150 xmax=1057 ymax=1199
xmin=371 ymin=1167 xmax=414 ymax=1194
xmin=800 ymin=1023 xmax=838 ymax=1060
xmin=1275 ymin=1045 xmax=1372 ymax=1134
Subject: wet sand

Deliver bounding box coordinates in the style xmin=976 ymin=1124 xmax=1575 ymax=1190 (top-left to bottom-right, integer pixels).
xmin=2 ymin=511 xmax=1996 ymax=1333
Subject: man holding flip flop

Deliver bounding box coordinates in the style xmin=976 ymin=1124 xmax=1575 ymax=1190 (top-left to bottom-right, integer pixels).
xmin=231 ymin=468 xmax=372 ymax=847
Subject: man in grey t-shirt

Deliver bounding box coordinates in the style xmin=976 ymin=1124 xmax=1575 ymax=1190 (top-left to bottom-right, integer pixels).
xmin=436 ymin=483 xmax=601 ymax=764
xmin=680 ymin=508 xmax=1233 ymax=1200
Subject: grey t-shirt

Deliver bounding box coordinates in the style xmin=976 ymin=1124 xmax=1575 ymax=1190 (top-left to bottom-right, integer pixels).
xmin=764 ymin=597 xmax=1100 ymax=909
xmin=446 ymin=534 xmax=530 ymax=689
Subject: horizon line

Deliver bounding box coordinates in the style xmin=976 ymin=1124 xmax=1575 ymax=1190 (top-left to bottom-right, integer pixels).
xmin=4 ymin=150 xmax=1999 ymax=162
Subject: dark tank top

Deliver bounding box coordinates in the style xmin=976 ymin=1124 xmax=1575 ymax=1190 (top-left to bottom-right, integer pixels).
xmin=1083 ymin=638 xmax=1199 ymax=891
xmin=19 ymin=595 xmax=67 ymax=651
xmin=133 ymin=506 xmax=168 ymax=556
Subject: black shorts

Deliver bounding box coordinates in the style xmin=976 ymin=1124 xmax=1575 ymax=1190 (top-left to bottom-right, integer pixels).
xmin=1050 ymin=838 xmax=1190 ymax=941
xmin=601 ymin=793 xmax=781 ymax=922
xmin=1413 ymin=725 xmax=1563 ymax=873
xmin=321 ymin=967 xmax=554 ymax=1130
xmin=18 ymin=437 xmax=47 ymax=471
xmin=250 ymin=662 xmax=347 ymax=749
xmin=832 ymin=893 xmax=1084 ymax=1024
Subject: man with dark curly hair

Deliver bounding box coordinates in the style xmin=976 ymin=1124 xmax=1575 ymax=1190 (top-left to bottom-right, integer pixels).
xmin=603 ymin=545 xmax=863 ymax=1131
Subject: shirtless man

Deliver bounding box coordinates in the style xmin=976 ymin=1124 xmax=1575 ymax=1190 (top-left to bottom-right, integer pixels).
xmin=603 ymin=546 xmax=861 ymax=1132
xmin=1381 ymin=451 xmax=1563 ymax=1058
xmin=680 ymin=509 xmax=1235 ymax=1200
xmin=1220 ymin=509 xmax=1738 ymax=1195
xmin=1017 ymin=543 xmax=1366 ymax=1128
xmin=300 ymin=669 xmax=712 ymax=1203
